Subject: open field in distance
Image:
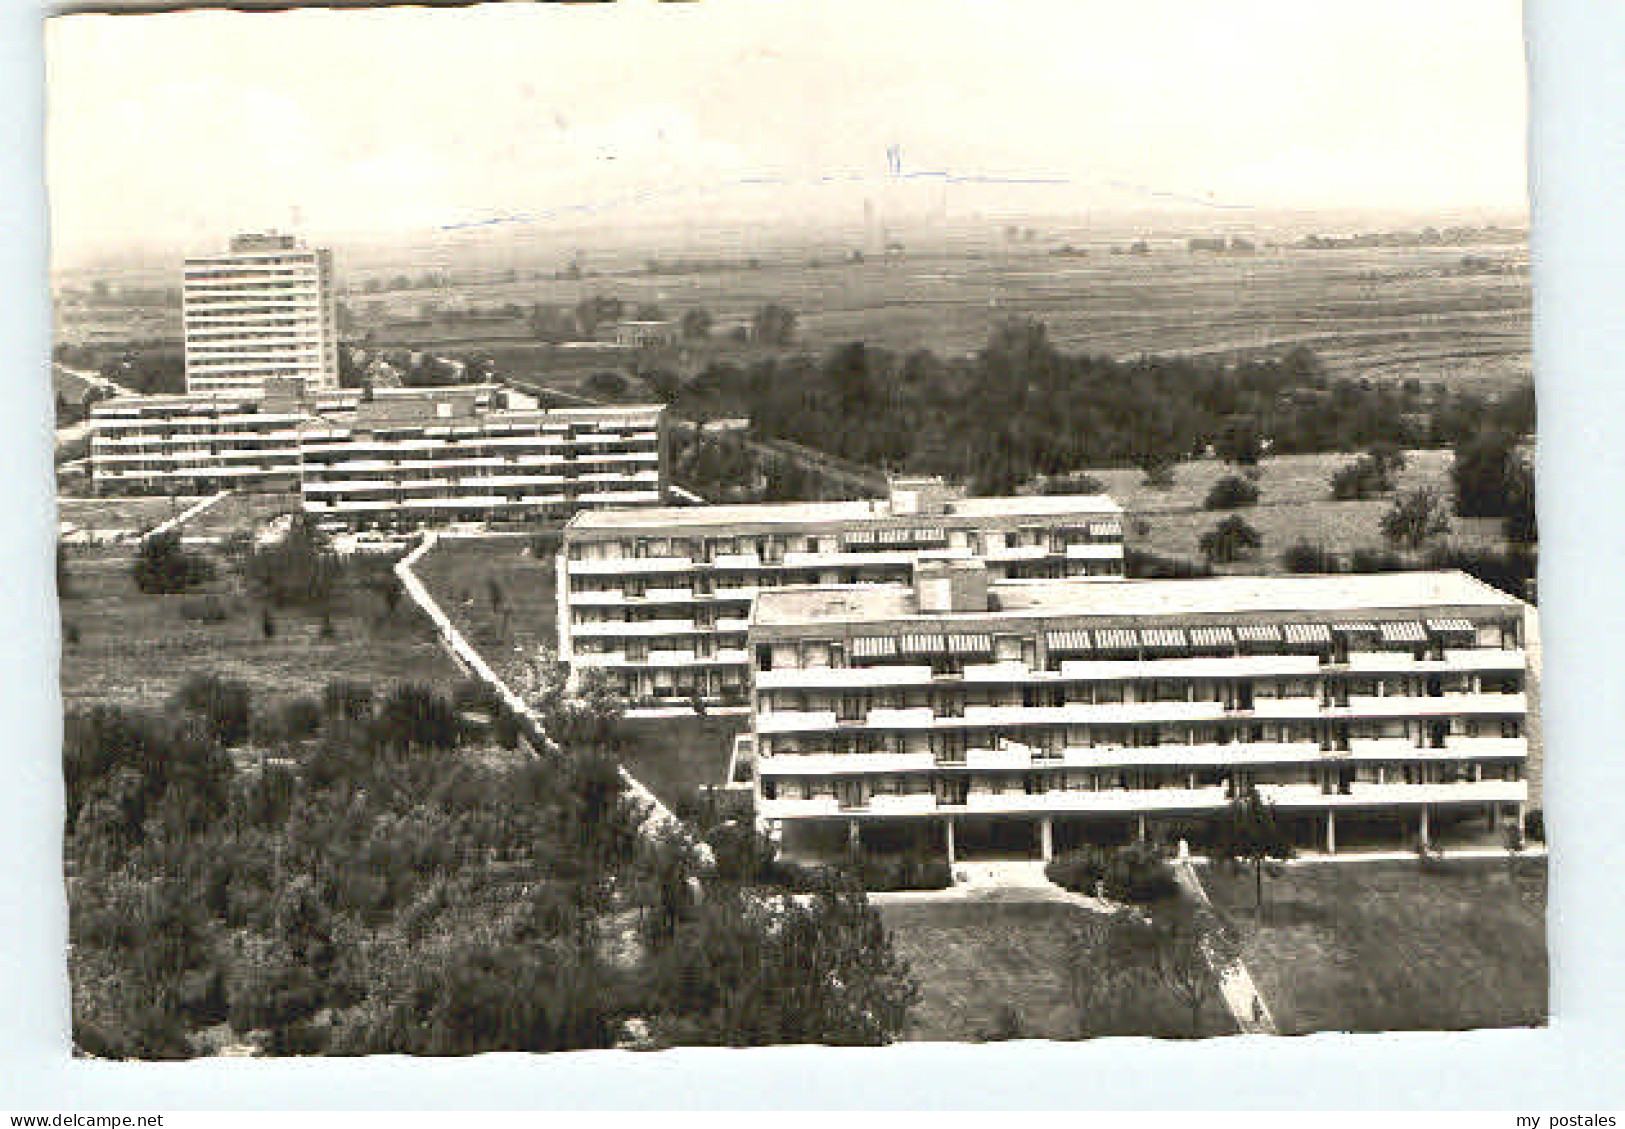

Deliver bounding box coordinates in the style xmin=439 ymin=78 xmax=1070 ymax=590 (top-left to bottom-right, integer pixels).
xmin=1094 ymin=448 xmax=1510 ymax=566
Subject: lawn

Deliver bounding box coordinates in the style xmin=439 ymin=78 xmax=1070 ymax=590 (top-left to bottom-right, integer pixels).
xmin=1087 ymin=448 xmax=1510 ymax=569
xmin=876 ymin=900 xmax=1234 ymax=1043
xmin=59 ymin=495 xmax=205 ymax=540
xmin=1196 ymin=857 xmax=1547 ymax=1035
xmin=59 ymin=544 xmax=464 ymax=712
xmin=616 ymin=712 xmax=750 ymax=811
xmin=168 ymin=491 xmax=303 ymax=542
xmin=410 ymin=534 xmax=559 ymax=689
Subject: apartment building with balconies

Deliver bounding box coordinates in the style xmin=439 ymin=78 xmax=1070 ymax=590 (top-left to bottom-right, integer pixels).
xmin=747 ymin=562 xmax=1530 ymax=862
xmin=558 ymin=477 xmax=1125 ymax=704
xmin=298 ymin=389 xmax=666 ymax=531
xmin=87 ymin=382 xmax=668 ymax=530
xmin=183 ymin=233 xmax=339 ymax=397
xmin=87 ymin=382 xmax=358 ymax=495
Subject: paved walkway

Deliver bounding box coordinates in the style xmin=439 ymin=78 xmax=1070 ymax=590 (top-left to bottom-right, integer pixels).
xmin=1173 ymin=859 xmax=1277 ymax=1036
xmin=141 ymin=489 xmax=231 ymax=544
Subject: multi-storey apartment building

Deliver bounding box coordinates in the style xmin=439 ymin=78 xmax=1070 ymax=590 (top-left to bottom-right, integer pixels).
xmin=558 ymin=478 xmax=1125 ymax=704
xmin=298 ymin=389 xmax=665 ymax=531
xmin=747 ymin=562 xmax=1530 ymax=862
xmin=87 ymin=383 xmax=667 ymax=530
xmin=183 ymin=233 xmax=339 ymax=396
xmin=87 ymin=382 xmax=357 ymax=495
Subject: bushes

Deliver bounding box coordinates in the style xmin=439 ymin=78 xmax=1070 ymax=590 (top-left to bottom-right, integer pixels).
xmin=169 ymin=675 xmax=252 ymax=747
xmin=1046 ymin=843 xmax=1179 ymax=903
xmin=132 ymin=532 xmax=214 ymax=595
xmin=1280 ymin=542 xmax=1340 ymax=574
xmin=1198 ymin=515 xmax=1262 ymax=565
xmin=180 ymin=595 xmax=232 ymax=623
xmin=1203 ymin=474 xmax=1260 ymax=510
xmin=1126 ymin=549 xmax=1212 ymax=579
xmin=851 ymin=855 xmax=953 ymax=892
xmin=243 ymin=515 xmax=341 ymax=608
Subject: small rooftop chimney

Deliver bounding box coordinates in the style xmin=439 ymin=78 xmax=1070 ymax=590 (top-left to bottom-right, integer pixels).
xmin=888 ymin=474 xmax=958 ymax=517
xmin=915 ymin=557 xmax=990 ymax=614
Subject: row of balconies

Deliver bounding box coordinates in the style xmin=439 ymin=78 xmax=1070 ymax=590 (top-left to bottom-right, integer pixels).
xmin=564 ymin=542 xmax=1124 ymax=576
xmin=303 ymin=490 xmax=662 ymax=513
xmin=302 ymin=470 xmax=658 ymax=494
xmin=753 ymin=736 xmax=1527 ymax=776
xmin=570 ymin=617 xmax=751 ymax=638
xmin=757 ymin=779 xmax=1528 ymax=820
xmin=754 ymin=694 xmax=1527 ymax=734
xmin=569 ymin=647 xmax=753 ymax=669
xmin=753 ymin=649 xmax=1524 ymax=689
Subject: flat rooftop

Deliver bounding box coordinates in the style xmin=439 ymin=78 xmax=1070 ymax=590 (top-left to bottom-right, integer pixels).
xmin=566 ymin=492 xmax=1123 ymax=534
xmin=752 ymin=571 xmax=1522 ymax=629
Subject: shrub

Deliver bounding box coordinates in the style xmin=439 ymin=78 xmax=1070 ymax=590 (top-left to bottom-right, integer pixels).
xmin=179 ymin=595 xmax=231 ymax=623
xmin=169 ymin=674 xmax=252 ymax=747
xmin=132 ymin=531 xmax=214 ymax=595
xmin=279 ymin=697 xmax=324 ymax=741
xmin=851 ymin=855 xmax=953 ymax=892
xmin=1198 ymin=516 xmax=1262 ymax=564
xmin=1126 ymin=549 xmax=1212 ymax=579
xmin=1280 ymin=542 xmax=1339 ymax=574
xmin=1349 ymin=547 xmax=1406 ymax=573
xmin=1330 ymin=455 xmax=1389 ymax=501
xmin=1047 ymin=844 xmax=1177 ymax=903
xmin=1204 ymin=475 xmax=1260 ymax=510
xmin=322 ymin=680 xmax=374 ymax=724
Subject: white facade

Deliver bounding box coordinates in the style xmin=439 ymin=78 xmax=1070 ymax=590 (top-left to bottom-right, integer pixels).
xmin=299 ymin=392 xmax=665 ymax=531
xmin=183 ymin=233 xmax=339 ymax=397
xmin=559 ymin=479 xmax=1125 ymax=704
xmin=87 ymin=385 xmax=667 ymax=531
xmin=747 ymin=567 xmax=1530 ymax=861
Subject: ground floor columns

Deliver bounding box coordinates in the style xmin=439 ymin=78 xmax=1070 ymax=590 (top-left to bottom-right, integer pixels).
xmin=1326 ymin=809 xmax=1337 ymax=855
xmin=847 ymin=818 xmax=860 ymax=859
xmin=1419 ymin=805 xmax=1431 ymax=850
xmin=944 ymin=817 xmax=956 ymax=867
xmin=1136 ymin=813 xmax=1148 ymax=843
xmin=1040 ymin=816 xmax=1054 ymax=862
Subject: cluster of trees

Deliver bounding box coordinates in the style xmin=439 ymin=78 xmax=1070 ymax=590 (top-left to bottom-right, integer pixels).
xmin=68 ymin=671 xmax=917 ymax=1058
xmin=132 ymin=532 xmax=215 ymax=595
xmin=670 ymin=431 xmax=841 ymax=504
xmin=1452 ymin=431 xmax=1537 ymax=543
xmin=666 ymin=320 xmax=1534 ymax=497
xmin=1331 ymin=443 xmax=1408 ymax=500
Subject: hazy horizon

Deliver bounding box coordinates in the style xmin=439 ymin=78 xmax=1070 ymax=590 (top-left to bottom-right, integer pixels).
xmin=46 ymin=0 xmax=1529 ymax=273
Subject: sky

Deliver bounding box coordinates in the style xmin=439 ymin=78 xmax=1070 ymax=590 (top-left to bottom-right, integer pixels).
xmin=44 ymin=0 xmax=1530 ymax=266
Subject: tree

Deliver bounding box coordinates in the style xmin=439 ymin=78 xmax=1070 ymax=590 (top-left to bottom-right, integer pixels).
xmin=169 ymin=674 xmax=252 ymax=747
xmin=1501 ymin=458 xmax=1538 ymax=544
xmin=132 ymin=531 xmax=214 ymax=595
xmin=750 ymin=303 xmax=797 ymax=347
xmin=1206 ymin=782 xmax=1296 ymax=918
xmin=1214 ymin=419 xmax=1265 ymax=467
xmin=244 ymin=514 xmax=340 ymax=608
xmin=1280 ymin=542 xmax=1338 ymax=574
xmin=1451 ymin=431 xmax=1524 ymax=518
xmin=680 ymin=307 xmax=713 ymax=341
xmin=1366 ymin=440 xmax=1409 ymax=482
xmin=1146 ymin=906 xmax=1239 ymax=1038
xmin=1204 ymin=475 xmax=1260 ymax=510
xmin=1198 ymin=515 xmax=1262 ymax=564
xmin=1380 ymin=488 xmax=1452 ymax=550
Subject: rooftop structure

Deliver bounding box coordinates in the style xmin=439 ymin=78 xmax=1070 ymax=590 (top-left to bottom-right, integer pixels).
xmin=559 ymin=477 xmax=1125 ymax=705
xmin=746 ymin=566 xmax=1529 ymax=862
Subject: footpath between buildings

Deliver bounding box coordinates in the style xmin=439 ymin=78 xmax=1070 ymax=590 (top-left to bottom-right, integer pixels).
xmin=396 ymin=531 xmax=702 ymax=856
xmin=1173 ymin=859 xmax=1278 ymax=1036
xmin=139 ymin=489 xmax=232 ymax=544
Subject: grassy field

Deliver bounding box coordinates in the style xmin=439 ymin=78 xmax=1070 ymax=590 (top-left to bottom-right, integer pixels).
xmin=59 ymin=495 xmax=205 ymax=540
xmin=169 ymin=491 xmax=303 ymax=541
xmin=410 ymin=534 xmax=559 ymax=688
xmin=339 ymin=243 xmax=1528 ymax=394
xmin=59 ymin=545 xmax=463 ymax=712
xmin=616 ymin=712 xmax=750 ymax=810
xmin=1089 ymin=448 xmax=1509 ymax=568
xmin=877 ymin=900 xmax=1234 ymax=1042
xmin=1198 ymin=858 xmax=1547 ymax=1035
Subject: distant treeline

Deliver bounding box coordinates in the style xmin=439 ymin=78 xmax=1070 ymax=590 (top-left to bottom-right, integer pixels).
xmin=665 ymin=320 xmax=1535 ymax=496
